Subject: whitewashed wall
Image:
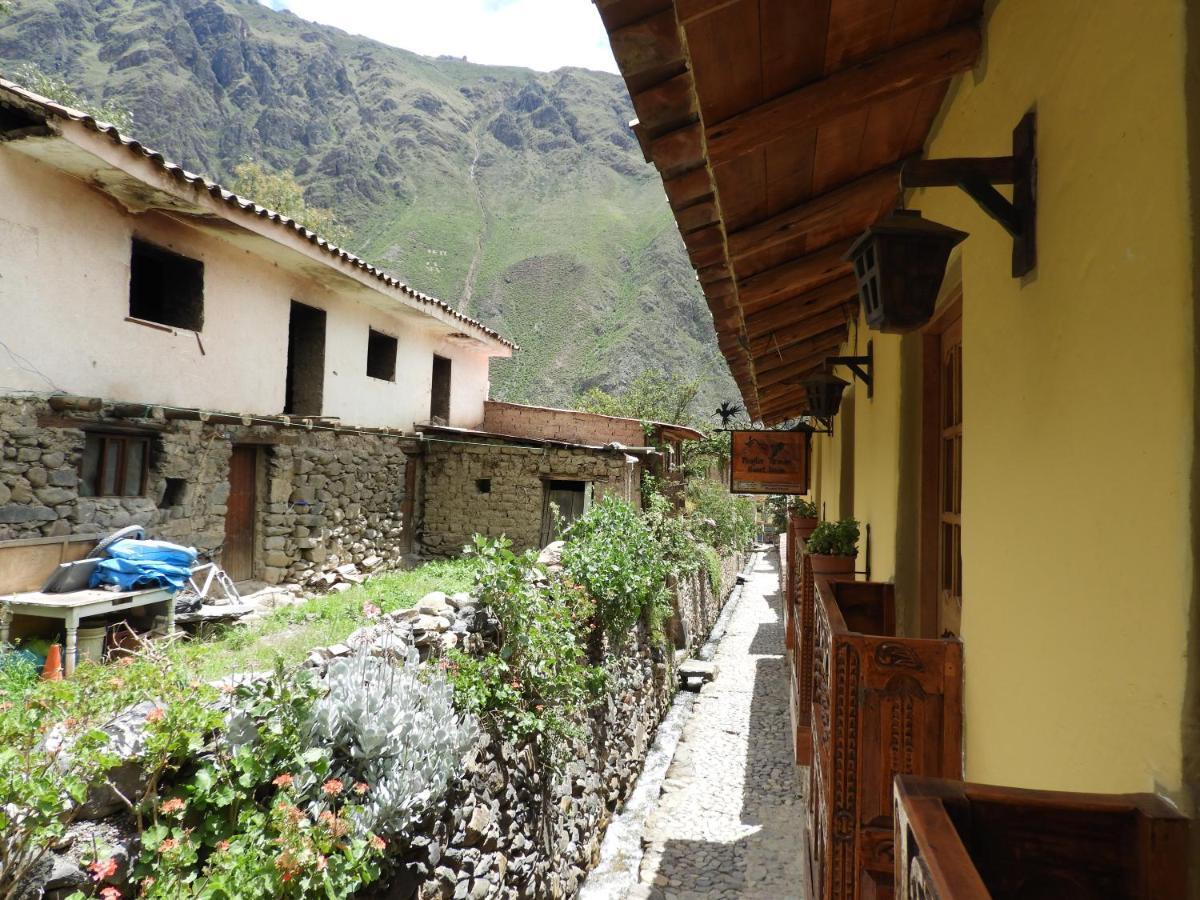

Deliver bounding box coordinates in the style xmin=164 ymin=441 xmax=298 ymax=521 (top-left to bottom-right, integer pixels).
xmin=0 ymin=145 xmax=497 ymax=430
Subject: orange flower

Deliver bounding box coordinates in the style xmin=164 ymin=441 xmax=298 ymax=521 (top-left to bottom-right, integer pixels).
xmin=272 ymin=773 xmax=294 ymax=788
xmin=158 ymin=838 xmax=179 ymax=854
xmin=215 ymin=840 xmax=231 ymax=852
xmin=369 ymin=835 xmax=386 ymax=852
xmin=321 ymin=778 xmax=344 ymax=796
xmin=88 ymin=857 xmax=119 ymax=882
xmin=353 ymin=782 xmax=369 ymax=795
xmin=318 ymin=810 xmax=348 ymax=836
xmin=160 ymin=797 xmax=185 ymax=815
xmin=275 ymin=850 xmax=300 ymax=880
xmin=145 ymin=707 xmax=165 ymax=723
xmin=107 ymin=678 xmax=124 ymax=689
xmin=99 ymin=888 xmax=122 ymax=900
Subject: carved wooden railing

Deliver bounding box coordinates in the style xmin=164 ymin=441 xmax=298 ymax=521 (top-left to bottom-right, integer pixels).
xmin=809 ymin=576 xmax=963 ymax=900
xmin=894 ymin=775 xmax=1189 ymax=899
xmin=788 ymin=549 xmax=816 ymax=765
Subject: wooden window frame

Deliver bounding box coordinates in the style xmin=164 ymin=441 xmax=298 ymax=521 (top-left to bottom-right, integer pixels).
xmin=81 ymin=432 xmax=151 ymax=499
xmin=917 ymin=291 xmax=962 ymax=638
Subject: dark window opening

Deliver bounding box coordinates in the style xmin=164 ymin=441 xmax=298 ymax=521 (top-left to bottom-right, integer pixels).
xmin=366 ymin=329 xmax=398 ymax=382
xmin=285 ymin=301 xmax=326 ymax=416
xmin=476 ymin=478 xmax=491 ymax=494
xmin=129 ymin=239 xmax=204 ymax=331
xmin=431 ymin=355 xmax=452 ymax=423
xmin=162 ymin=477 xmax=187 ymax=507
xmin=80 ymin=433 xmax=150 ymax=498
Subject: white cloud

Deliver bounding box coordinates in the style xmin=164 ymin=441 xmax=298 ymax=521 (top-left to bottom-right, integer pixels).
xmin=265 ymin=0 xmax=619 ymax=74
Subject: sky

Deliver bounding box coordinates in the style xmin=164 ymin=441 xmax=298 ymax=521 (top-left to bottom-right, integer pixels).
xmin=260 ymin=0 xmax=619 ymax=74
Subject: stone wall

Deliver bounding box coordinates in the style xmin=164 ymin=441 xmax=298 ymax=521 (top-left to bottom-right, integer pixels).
xmin=669 ymin=553 xmax=744 ymax=652
xmin=0 ymin=396 xmax=413 ymax=585
xmin=481 ymin=402 xmax=645 ymax=449
xmin=419 ymin=439 xmax=639 ymax=557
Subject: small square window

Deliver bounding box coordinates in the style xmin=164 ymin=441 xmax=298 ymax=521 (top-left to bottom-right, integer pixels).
xmin=129 ymin=239 xmax=204 ymax=331
xmin=162 ymin=477 xmax=187 ymax=507
xmin=80 ymin=433 xmax=150 ymax=498
xmin=366 ymin=329 xmax=398 ymax=382
xmin=476 ymin=478 xmax=491 ymax=494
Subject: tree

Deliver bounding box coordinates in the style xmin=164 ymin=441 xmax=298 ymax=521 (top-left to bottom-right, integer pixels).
xmin=229 ymin=160 xmax=354 ymax=249
xmin=0 ymin=1 xmax=13 ymax=17
xmin=9 ymin=63 xmax=133 ymax=132
xmin=573 ymin=370 xmax=701 ymax=427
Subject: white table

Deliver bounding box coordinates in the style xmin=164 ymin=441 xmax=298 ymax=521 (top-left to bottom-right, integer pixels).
xmin=1 ymin=587 xmax=174 ymax=676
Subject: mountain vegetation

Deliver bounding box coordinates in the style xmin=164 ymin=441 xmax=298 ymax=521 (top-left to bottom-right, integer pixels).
xmin=0 ymin=0 xmax=737 ymax=413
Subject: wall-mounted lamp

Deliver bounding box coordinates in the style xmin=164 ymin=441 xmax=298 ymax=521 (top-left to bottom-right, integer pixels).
xmin=799 ymin=372 xmax=850 ymax=419
xmin=846 ymin=112 xmax=1036 ymax=334
xmin=826 ymin=340 xmax=874 ymax=399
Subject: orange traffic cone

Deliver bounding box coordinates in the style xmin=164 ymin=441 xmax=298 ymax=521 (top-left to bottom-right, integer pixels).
xmin=41 ymin=644 xmax=63 ymax=681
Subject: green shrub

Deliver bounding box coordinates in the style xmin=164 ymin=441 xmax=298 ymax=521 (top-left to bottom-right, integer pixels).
xmin=700 ymin=544 xmax=723 ymax=595
xmin=805 ymin=518 xmax=860 ymax=556
xmin=643 ymin=492 xmax=704 ymax=579
xmin=560 ymin=496 xmax=672 ymax=644
xmin=687 ymin=479 xmax=755 ymax=554
xmin=451 ymin=536 xmax=605 ymax=764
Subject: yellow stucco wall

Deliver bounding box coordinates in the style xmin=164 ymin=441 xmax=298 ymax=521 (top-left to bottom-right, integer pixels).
xmin=811 ymin=0 xmax=1194 ymax=806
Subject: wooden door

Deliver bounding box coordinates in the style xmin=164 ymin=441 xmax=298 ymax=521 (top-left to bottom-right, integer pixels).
xmin=540 ymin=481 xmax=587 ymax=545
xmin=937 ymin=318 xmax=963 ymax=637
xmin=224 ymin=446 xmax=257 ymax=581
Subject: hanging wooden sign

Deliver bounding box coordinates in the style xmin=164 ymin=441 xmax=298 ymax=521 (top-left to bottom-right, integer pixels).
xmin=730 ymin=430 xmax=810 ymax=494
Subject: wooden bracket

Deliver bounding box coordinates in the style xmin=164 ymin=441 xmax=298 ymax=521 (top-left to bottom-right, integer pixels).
xmin=901 ymin=111 xmax=1036 ymax=277
xmin=826 ymin=340 xmax=874 ymax=399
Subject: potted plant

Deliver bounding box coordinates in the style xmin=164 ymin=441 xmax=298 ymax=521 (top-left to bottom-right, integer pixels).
xmin=789 ymin=498 xmax=820 ymax=543
xmin=805 ymin=518 xmax=860 ymax=577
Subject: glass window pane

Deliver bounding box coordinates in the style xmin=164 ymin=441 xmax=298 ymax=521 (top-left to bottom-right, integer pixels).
xmin=80 ymin=436 xmax=100 ymax=497
xmin=123 ymin=440 xmax=145 ymax=496
xmin=101 ymin=439 xmax=120 ymax=496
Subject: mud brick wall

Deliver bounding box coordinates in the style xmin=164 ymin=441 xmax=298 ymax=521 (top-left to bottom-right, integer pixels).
xmin=418 ymin=439 xmax=639 ymax=557
xmin=481 ymin=401 xmax=645 ymax=448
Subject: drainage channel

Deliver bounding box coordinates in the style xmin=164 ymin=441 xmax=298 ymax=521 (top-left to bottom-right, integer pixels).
xmin=578 ymin=550 xmax=762 ymax=899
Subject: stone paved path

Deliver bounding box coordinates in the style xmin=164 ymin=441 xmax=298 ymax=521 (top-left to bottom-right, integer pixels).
xmin=629 ymin=551 xmax=808 ymax=899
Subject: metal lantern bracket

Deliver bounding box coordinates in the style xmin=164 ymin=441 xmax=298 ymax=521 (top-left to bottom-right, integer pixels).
xmin=900 ymin=111 xmax=1036 ymax=277
xmin=826 ymin=340 xmax=874 ymax=399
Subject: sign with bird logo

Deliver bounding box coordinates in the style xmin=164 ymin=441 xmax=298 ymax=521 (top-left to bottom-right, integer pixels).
xmin=730 ymin=430 xmax=810 ymax=494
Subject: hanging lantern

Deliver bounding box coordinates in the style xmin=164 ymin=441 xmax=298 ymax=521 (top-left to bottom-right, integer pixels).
xmin=845 ymin=209 xmax=968 ymax=334
xmin=800 ymin=373 xmax=850 ymax=419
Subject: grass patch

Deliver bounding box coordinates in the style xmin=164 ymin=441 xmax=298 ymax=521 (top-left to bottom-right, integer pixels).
xmin=171 ymin=559 xmax=475 ymax=681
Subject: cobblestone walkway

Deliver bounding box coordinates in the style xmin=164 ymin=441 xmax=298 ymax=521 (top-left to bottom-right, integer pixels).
xmin=630 ymin=551 xmax=808 ymax=899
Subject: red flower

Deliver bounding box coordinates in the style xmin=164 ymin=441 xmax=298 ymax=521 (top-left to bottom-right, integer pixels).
xmin=160 ymin=797 xmax=185 ymax=815
xmin=158 ymin=838 xmax=179 ymax=854
xmin=215 ymin=840 xmax=231 ymax=852
xmin=353 ymin=782 xmax=369 ymax=795
xmin=99 ymin=888 xmax=122 ymax=900
xmin=272 ymin=773 xmax=294 ymax=788
xmin=145 ymin=707 xmax=165 ymax=723
xmin=88 ymin=857 xmax=119 ymax=882
xmin=369 ymin=835 xmax=386 ymax=852
xmin=321 ymin=778 xmax=344 ymax=796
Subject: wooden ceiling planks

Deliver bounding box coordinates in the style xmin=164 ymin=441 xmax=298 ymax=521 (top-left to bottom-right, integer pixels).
xmin=596 ymin=0 xmax=982 ymax=422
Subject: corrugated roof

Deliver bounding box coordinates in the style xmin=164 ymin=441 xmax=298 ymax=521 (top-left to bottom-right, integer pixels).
xmin=0 ymin=77 xmax=516 ymax=350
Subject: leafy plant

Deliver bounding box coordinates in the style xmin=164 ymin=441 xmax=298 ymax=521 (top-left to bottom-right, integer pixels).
xmin=686 ymin=479 xmax=756 ymax=554
xmin=308 ymin=649 xmax=478 ymax=837
xmin=805 ymin=518 xmax=860 ymax=557
xmin=791 ymin=497 xmax=819 ymax=518
xmin=700 ymin=544 xmax=723 ymax=596
xmin=230 ymin=160 xmax=354 ymax=249
xmin=572 ymin=370 xmax=701 ymax=426
xmin=452 ymin=536 xmax=605 ymax=764
xmin=561 ymin=496 xmax=672 ymax=644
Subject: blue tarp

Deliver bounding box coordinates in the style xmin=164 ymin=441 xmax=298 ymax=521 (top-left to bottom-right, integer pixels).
xmin=89 ymin=539 xmax=197 ymax=592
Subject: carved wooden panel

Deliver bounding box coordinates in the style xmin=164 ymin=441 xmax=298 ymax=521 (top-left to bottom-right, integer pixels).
xmin=809 ymin=577 xmax=963 ymax=900
xmin=894 ymin=776 xmax=1189 ymax=900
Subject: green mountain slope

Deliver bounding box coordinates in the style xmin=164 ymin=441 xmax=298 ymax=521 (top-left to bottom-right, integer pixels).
xmin=0 ymin=0 xmax=736 ymax=415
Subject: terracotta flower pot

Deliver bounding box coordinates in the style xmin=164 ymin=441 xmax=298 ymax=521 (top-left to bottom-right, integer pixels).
xmin=792 ymin=516 xmax=819 ymax=543
xmin=808 ymin=552 xmax=856 ymax=577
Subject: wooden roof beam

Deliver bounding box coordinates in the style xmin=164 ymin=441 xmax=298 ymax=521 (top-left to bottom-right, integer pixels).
xmin=758 ymin=391 xmax=814 ymax=420
xmin=738 ymin=239 xmax=854 ymax=312
xmin=744 ymin=274 xmax=859 ymax=340
xmin=756 ymin=340 xmax=849 ymax=391
xmin=753 ymin=325 xmax=849 ymax=375
xmin=727 ymin=164 xmax=903 ymax=263
xmin=751 ymin=313 xmax=852 ymax=368
xmin=703 ymin=24 xmax=981 ymax=165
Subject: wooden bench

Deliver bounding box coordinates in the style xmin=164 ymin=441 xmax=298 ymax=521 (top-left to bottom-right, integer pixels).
xmin=894 ymin=775 xmax=1188 ymax=899
xmin=808 ymin=576 xmax=963 ymax=900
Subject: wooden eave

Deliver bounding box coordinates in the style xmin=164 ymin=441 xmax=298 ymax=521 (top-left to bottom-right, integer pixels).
xmin=597 ymin=0 xmax=982 ymax=424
